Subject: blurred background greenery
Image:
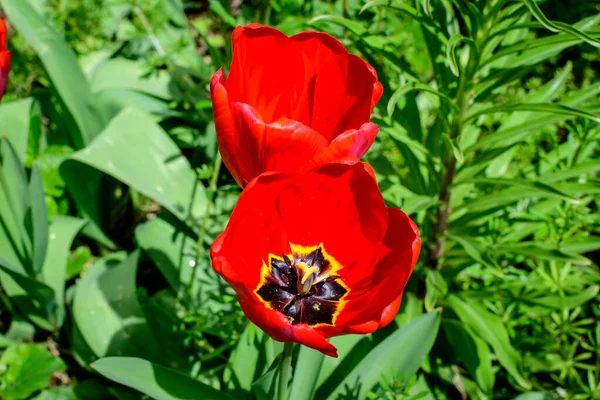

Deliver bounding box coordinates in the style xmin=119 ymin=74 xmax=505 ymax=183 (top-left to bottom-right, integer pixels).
xmin=0 ymin=0 xmax=599 ymax=399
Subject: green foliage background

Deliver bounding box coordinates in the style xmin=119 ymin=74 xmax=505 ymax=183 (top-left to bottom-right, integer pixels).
xmin=0 ymin=0 xmax=599 ymax=399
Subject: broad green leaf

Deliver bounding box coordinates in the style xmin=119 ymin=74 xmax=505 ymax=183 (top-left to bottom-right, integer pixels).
xmin=28 ymin=164 xmax=48 ymax=274
xmin=289 ymin=347 xmax=324 ymax=400
xmin=0 ymin=0 xmax=105 ymax=148
xmin=40 ymin=217 xmax=87 ymax=326
xmin=225 ymin=323 xmax=274 ymax=394
xmin=0 ymin=344 xmax=66 ymax=400
xmin=0 ymin=258 xmax=55 ymax=330
xmin=61 ymin=107 xmax=207 ymax=235
xmin=135 ymin=215 xmax=197 ymax=293
xmin=72 ymin=251 xmax=162 ymax=361
xmin=0 ymin=98 xmax=35 ymax=161
xmin=209 ymin=0 xmax=239 ymax=28
xmin=0 ymin=137 xmax=31 ymax=273
xmin=252 ymin=356 xmax=281 ymax=400
xmin=447 ymin=295 xmax=530 ymax=389
xmin=92 ymin=357 xmax=234 ymax=400
xmin=324 ymin=311 xmax=441 ymax=400
xmin=89 ymin=58 xmax=175 ymax=100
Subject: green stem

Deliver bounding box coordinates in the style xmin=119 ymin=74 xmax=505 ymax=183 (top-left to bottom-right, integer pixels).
xmin=278 ymin=342 xmax=294 ymax=400
xmin=185 ymin=153 xmax=223 ymax=304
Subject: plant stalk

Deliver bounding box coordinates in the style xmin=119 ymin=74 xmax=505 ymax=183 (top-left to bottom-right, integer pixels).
xmin=278 ymin=342 xmax=294 ymax=400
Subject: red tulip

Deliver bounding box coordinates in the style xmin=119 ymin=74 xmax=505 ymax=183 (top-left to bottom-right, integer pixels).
xmin=0 ymin=17 xmax=10 ymax=100
xmin=210 ymin=160 xmax=420 ymax=357
xmin=211 ymin=24 xmax=383 ymax=187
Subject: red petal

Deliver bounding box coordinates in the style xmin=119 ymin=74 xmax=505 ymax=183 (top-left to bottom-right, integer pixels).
xmin=225 ymin=24 xmax=306 ymax=124
xmin=211 ymin=69 xmax=247 ymax=186
xmin=0 ymin=52 xmax=9 ymax=100
xmin=212 ymin=69 xmax=328 ymax=186
xmin=308 ymin=122 xmax=379 ymax=168
xmin=210 ymin=172 xmax=292 ymax=297
xmin=239 ymin=299 xmax=338 ymax=357
xmin=276 ymin=161 xmax=388 ymax=270
xmin=229 ymin=102 xmax=328 ymax=178
xmin=336 ymin=208 xmax=420 ymax=327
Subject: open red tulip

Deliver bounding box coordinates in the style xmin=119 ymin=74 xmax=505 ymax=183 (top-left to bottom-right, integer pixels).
xmin=0 ymin=17 xmax=10 ymax=101
xmin=211 ymin=24 xmax=383 ymax=187
xmin=210 ymin=160 xmax=420 ymax=357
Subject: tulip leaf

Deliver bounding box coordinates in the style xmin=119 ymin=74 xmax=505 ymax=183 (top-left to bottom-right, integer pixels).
xmin=289 ymin=346 xmax=325 ymax=400
xmin=92 ymin=357 xmax=234 ymax=400
xmin=72 ymin=251 xmax=162 ymax=361
xmin=61 ymin=107 xmax=207 ymax=237
xmin=40 ymin=216 xmax=87 ymax=327
xmin=0 ymin=98 xmax=35 ymax=161
xmin=323 ymin=311 xmax=441 ymax=400
xmin=447 ymin=295 xmax=531 ymax=389
xmin=27 ymin=163 xmax=48 ymax=275
xmin=0 ymin=0 xmax=105 ymax=148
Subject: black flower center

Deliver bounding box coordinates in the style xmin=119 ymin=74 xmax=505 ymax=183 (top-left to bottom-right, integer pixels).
xmin=255 ymin=245 xmax=348 ymax=326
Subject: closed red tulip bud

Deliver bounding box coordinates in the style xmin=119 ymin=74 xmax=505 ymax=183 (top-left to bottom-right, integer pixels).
xmin=210 ymin=160 xmax=420 ymax=357
xmin=0 ymin=17 xmax=10 ymax=100
xmin=211 ymin=24 xmax=383 ymax=187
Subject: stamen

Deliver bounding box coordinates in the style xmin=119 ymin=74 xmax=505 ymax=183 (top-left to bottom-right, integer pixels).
xmin=300 ymin=266 xmax=320 ymax=285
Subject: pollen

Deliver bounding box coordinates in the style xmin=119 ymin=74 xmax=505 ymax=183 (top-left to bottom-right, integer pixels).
xmin=312 ymin=303 xmax=320 ymax=311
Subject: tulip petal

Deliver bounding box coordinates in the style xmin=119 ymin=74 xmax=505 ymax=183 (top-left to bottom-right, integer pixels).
xmin=336 ymin=208 xmax=420 ymax=327
xmin=277 ymin=161 xmax=388 ymax=270
xmin=239 ymin=298 xmax=338 ymax=357
xmin=226 ymin=24 xmax=306 ymax=124
xmin=210 ymin=172 xmax=292 ymax=295
xmin=308 ymin=122 xmax=379 ymax=169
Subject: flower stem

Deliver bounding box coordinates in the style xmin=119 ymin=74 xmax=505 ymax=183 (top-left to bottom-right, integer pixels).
xmin=278 ymin=342 xmax=294 ymax=400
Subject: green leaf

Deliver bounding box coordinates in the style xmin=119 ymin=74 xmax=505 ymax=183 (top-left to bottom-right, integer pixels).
xmin=92 ymin=357 xmax=234 ymax=400
xmin=0 ymin=344 xmax=66 ymax=400
xmin=454 ymin=178 xmax=578 ymax=203
xmin=443 ymin=320 xmax=494 ymax=394
xmin=28 ymin=164 xmax=48 ymax=274
xmin=61 ymin=108 xmax=207 ymax=235
xmin=0 ymin=98 xmax=35 ymax=161
xmin=498 ymin=242 xmax=590 ymax=265
xmin=72 ymin=251 xmax=162 ymax=361
xmin=425 ymin=269 xmax=448 ymax=312
xmin=521 ymin=0 xmax=600 ymax=48
xmin=40 ymin=216 xmax=87 ymax=326
xmin=325 ymin=311 xmax=441 ymax=400
xmin=0 ymin=0 xmax=105 ymax=148
xmin=388 ymin=82 xmax=458 ymax=117
xmin=0 ymin=258 xmax=56 ymax=331
xmin=447 ymin=295 xmax=531 ymax=389
xmin=465 ymin=103 xmax=600 ymax=125
xmin=0 ymin=137 xmax=31 ymax=273
xmin=252 ymin=356 xmax=281 ymax=400
xmin=446 ymin=34 xmax=477 ymax=76
xmin=135 ymin=215 xmax=197 ymax=293
xmin=225 ymin=323 xmax=275 ymax=394
xmin=528 ymin=285 xmax=599 ymax=310
xmin=209 ymin=0 xmax=239 ymax=28
xmin=289 ymin=347 xmax=324 ymax=400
